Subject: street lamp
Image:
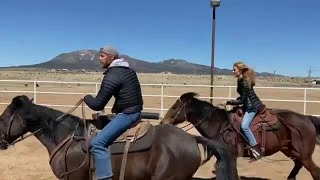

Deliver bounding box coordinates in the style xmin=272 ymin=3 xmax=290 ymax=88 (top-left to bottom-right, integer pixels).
xmin=210 ymin=0 xmax=220 ymax=104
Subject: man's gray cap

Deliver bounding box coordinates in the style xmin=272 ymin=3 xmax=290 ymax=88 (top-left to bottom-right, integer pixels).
xmin=100 ymin=46 xmax=119 ymax=56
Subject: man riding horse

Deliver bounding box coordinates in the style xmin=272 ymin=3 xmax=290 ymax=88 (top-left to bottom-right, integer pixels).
xmin=83 ymin=45 xmax=143 ymax=180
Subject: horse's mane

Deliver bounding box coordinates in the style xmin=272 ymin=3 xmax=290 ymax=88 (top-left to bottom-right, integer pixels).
xmin=34 ymin=104 xmax=85 ymax=140
xmin=180 ymin=92 xmax=228 ymax=122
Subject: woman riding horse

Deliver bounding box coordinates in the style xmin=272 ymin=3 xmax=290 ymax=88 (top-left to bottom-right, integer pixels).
xmin=226 ymin=61 xmax=263 ymax=160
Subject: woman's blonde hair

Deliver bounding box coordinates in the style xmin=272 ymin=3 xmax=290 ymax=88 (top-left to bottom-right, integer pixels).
xmin=233 ymin=61 xmax=256 ymax=88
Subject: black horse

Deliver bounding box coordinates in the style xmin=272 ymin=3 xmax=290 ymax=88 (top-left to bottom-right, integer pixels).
xmin=0 ymin=95 xmax=238 ymax=180
xmin=161 ymin=92 xmax=320 ymax=180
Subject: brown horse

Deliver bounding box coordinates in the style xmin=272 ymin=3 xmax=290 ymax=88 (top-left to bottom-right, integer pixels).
xmin=0 ymin=95 xmax=238 ymax=180
xmin=161 ymin=92 xmax=320 ymax=180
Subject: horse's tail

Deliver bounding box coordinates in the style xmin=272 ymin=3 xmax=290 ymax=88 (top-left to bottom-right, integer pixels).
xmin=309 ymin=116 xmax=320 ymax=145
xmin=194 ymin=136 xmax=238 ymax=180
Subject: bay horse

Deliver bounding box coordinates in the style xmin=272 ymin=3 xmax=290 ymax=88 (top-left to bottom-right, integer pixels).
xmin=161 ymin=92 xmax=320 ymax=180
xmin=0 ymin=95 xmax=238 ymax=180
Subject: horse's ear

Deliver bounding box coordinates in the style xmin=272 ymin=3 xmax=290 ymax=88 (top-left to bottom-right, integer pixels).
xmin=30 ymin=98 xmax=34 ymax=102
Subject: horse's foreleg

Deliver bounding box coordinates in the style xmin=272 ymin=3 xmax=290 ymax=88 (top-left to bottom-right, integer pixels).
xmin=212 ymin=158 xmax=241 ymax=180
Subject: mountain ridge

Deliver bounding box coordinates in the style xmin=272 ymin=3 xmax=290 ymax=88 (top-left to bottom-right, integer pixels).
xmin=0 ymin=49 xmax=280 ymax=76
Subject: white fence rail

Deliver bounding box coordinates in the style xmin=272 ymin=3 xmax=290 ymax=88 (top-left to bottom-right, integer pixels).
xmin=0 ymin=80 xmax=320 ymax=117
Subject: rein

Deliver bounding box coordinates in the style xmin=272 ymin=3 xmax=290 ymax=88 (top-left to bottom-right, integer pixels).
xmin=48 ymin=98 xmax=90 ymax=179
xmin=1 ymin=98 xmax=91 ymax=178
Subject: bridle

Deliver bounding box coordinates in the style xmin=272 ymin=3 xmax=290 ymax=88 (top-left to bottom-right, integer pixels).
xmin=171 ymin=98 xmax=187 ymax=122
xmin=172 ymin=98 xmax=205 ymax=132
xmin=0 ymin=99 xmax=88 ymax=180
xmin=1 ymin=110 xmax=42 ymax=147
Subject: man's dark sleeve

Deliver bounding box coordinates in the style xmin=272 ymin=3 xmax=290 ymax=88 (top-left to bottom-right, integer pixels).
xmin=84 ymin=73 xmax=120 ymax=111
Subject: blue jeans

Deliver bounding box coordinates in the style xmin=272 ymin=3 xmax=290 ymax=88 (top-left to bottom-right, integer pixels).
xmin=241 ymin=111 xmax=257 ymax=146
xmin=90 ymin=112 xmax=141 ymax=179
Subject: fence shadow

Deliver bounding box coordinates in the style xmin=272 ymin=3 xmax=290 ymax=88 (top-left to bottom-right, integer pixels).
xmin=192 ymin=176 xmax=270 ymax=180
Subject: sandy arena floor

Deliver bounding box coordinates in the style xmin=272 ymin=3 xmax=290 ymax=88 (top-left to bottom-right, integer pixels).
xmin=0 ymin=126 xmax=319 ymax=180
xmin=0 ymin=72 xmax=319 ymax=179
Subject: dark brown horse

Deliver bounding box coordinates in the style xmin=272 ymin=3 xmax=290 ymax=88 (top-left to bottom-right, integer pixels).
xmin=0 ymin=95 xmax=238 ymax=180
xmin=161 ymin=92 xmax=320 ymax=180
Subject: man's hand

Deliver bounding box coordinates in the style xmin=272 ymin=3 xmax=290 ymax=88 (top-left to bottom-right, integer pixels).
xmin=81 ymin=94 xmax=87 ymax=100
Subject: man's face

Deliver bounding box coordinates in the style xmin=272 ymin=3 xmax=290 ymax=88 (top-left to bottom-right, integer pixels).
xmin=99 ymin=53 xmax=114 ymax=68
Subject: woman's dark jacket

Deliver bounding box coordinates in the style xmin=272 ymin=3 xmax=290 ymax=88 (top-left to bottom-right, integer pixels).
xmin=226 ymin=77 xmax=263 ymax=113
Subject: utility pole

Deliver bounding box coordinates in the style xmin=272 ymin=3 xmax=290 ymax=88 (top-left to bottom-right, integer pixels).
xmin=210 ymin=0 xmax=220 ymax=104
xmin=308 ymin=66 xmax=312 ymax=83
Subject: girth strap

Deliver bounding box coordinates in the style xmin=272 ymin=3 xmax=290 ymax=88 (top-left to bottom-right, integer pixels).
xmin=119 ymin=136 xmax=134 ymax=180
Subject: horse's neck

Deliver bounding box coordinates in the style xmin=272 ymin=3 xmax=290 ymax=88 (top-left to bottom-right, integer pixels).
xmin=194 ymin=120 xmax=226 ymax=139
xmin=34 ymin=133 xmax=57 ymax=155
xmin=32 ymin=121 xmax=83 ymax=155
xmin=31 ymin=108 xmax=84 ymax=155
xmin=191 ymin=109 xmax=229 ymax=139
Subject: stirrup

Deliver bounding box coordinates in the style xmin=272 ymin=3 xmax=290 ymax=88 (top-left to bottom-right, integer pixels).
xmin=249 ymin=148 xmax=261 ymax=161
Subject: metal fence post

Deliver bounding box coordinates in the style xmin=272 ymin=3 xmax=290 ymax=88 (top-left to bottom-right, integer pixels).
xmin=228 ymin=86 xmax=232 ymax=110
xmin=33 ymin=81 xmax=37 ymax=104
xmin=303 ymin=88 xmax=307 ymax=115
xmin=160 ymin=84 xmax=164 ymax=118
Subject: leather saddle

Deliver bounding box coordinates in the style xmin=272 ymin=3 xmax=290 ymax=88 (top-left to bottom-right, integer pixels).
xmin=82 ymin=113 xmax=155 ymax=155
xmin=226 ymin=104 xmax=280 ymax=156
xmin=83 ymin=113 xmax=156 ymax=180
xmin=230 ymin=104 xmax=279 ymax=132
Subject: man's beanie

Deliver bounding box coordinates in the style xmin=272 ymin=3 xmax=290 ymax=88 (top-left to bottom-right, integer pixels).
xmin=100 ymin=46 xmax=119 ymax=56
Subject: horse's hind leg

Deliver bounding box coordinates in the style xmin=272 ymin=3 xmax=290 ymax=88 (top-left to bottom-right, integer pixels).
xmin=282 ymin=149 xmax=303 ymax=180
xmin=301 ymin=157 xmax=320 ymax=180
xmin=283 ymin=149 xmax=320 ymax=180
xmin=287 ymin=159 xmax=303 ymax=180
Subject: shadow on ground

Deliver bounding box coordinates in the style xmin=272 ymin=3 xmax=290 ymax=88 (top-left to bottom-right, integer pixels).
xmin=192 ymin=177 xmax=270 ymax=180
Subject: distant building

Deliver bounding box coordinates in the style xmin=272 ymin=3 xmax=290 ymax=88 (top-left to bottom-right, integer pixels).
xmin=48 ymin=69 xmax=56 ymax=72
xmin=311 ymin=79 xmax=320 ymax=85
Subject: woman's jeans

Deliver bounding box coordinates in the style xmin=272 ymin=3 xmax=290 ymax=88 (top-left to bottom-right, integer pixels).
xmin=241 ymin=111 xmax=257 ymax=146
xmin=90 ymin=112 xmax=141 ymax=179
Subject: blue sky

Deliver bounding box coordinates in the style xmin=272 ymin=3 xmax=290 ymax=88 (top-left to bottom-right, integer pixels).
xmin=0 ymin=0 xmax=319 ymax=77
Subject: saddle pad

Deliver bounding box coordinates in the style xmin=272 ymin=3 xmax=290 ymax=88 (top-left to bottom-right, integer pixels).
xmin=111 ymin=126 xmax=155 ymax=154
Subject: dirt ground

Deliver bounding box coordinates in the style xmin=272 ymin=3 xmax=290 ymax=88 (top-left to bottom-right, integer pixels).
xmin=0 ymin=127 xmax=319 ymax=180
xmin=0 ymin=71 xmax=320 ymax=179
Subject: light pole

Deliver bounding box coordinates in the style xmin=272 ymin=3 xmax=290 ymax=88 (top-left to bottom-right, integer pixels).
xmin=210 ymin=0 xmax=220 ymax=104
